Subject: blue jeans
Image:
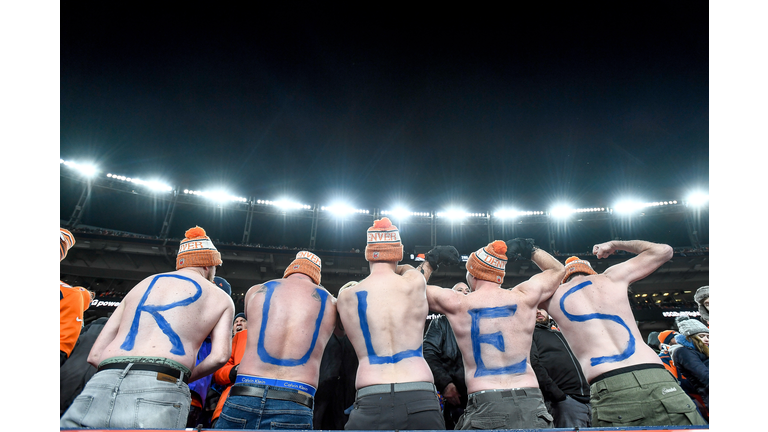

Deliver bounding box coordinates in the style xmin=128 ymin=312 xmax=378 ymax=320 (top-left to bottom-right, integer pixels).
xmin=215 ymin=383 xmax=313 ymax=430
xmin=60 ymin=367 xmax=191 ymax=429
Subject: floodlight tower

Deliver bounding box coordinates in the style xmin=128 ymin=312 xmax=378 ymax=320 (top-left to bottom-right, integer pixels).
xmin=159 ymin=189 xmax=179 ymax=239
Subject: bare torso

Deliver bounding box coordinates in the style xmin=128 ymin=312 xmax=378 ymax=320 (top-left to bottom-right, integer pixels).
xmin=543 ymin=274 xmax=662 ymax=383
xmin=94 ymin=268 xmax=234 ymax=373
xmin=238 ymin=275 xmax=337 ymax=388
xmin=440 ymin=285 xmax=540 ymax=394
xmin=336 ymin=267 xmax=434 ymax=389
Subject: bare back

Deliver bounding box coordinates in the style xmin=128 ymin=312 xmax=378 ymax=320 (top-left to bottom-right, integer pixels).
xmin=428 ymin=282 xmax=543 ymax=394
xmin=336 ymin=266 xmax=433 ymax=389
xmin=92 ymin=268 xmax=235 ymax=373
xmin=543 ymin=274 xmax=662 ymax=382
xmin=238 ymin=275 xmax=337 ymax=388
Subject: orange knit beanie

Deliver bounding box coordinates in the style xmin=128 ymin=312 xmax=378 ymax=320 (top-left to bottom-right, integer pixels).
xmin=284 ymin=251 xmax=323 ymax=285
xmin=176 ymin=226 xmax=222 ymax=270
xmin=365 ymin=217 xmax=403 ymax=262
xmin=466 ymin=241 xmax=508 ymax=284
xmin=562 ymin=256 xmax=597 ymax=284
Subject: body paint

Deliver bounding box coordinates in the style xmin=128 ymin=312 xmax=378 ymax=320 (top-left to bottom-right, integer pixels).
xmin=468 ymin=305 xmax=526 ymax=377
xmin=559 ymin=280 xmax=635 ymax=366
xmin=120 ymin=274 xmax=202 ymax=355
xmin=356 ymin=291 xmax=422 ymax=364
xmin=257 ymin=280 xmax=328 ymax=366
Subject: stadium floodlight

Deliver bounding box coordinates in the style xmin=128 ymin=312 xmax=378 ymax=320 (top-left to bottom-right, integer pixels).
xmin=550 ymin=205 xmax=575 ymax=219
xmin=613 ymin=199 xmax=645 ymax=214
xmin=184 ymin=189 xmax=247 ymax=203
xmin=686 ymin=192 xmax=709 ymax=208
xmin=437 ymin=208 xmax=468 ymax=221
xmin=383 ymin=207 xmax=413 ymax=220
xmin=273 ymin=199 xmax=310 ymax=211
xmin=61 ymin=159 xmax=98 ymax=178
xmin=494 ymin=209 xmax=519 ymax=220
xmin=321 ymin=203 xmax=368 ymax=216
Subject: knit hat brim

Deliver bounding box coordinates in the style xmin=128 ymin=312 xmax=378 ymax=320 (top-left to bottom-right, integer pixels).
xmin=466 ymin=241 xmax=508 ymax=284
xmin=284 ymin=251 xmax=322 ymax=285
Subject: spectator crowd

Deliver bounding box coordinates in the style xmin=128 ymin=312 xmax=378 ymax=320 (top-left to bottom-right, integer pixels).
xmin=60 ymin=223 xmax=709 ymax=430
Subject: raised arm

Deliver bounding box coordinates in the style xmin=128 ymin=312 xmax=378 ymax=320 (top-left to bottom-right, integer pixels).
xmin=527 ymin=248 xmax=566 ymax=300
xmin=596 ymin=240 xmax=673 ymax=285
xmin=506 ymin=238 xmax=564 ymax=304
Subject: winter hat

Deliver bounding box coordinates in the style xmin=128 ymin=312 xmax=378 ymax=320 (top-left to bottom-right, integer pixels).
xmin=466 ymin=241 xmax=508 ymax=284
xmin=365 ymin=217 xmax=403 ymax=262
xmin=233 ymin=312 xmax=246 ymax=323
xmin=213 ymin=276 xmax=232 ymax=296
xmin=675 ymin=316 xmax=709 ymax=337
xmin=60 ymin=228 xmax=76 ymax=261
xmin=176 ymin=226 xmax=222 ymax=270
xmin=658 ymin=330 xmax=678 ymax=345
xmin=647 ymin=331 xmax=661 ymax=347
xmin=284 ymin=251 xmax=322 ymax=285
xmin=562 ymin=256 xmax=597 ymax=284
xmin=694 ymin=285 xmax=709 ymax=323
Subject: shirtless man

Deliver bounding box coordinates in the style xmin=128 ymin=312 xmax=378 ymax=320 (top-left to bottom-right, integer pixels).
xmin=425 ymin=238 xmax=564 ymax=429
xmin=215 ymin=250 xmax=339 ymax=430
xmin=337 ymin=217 xmax=460 ymax=430
xmin=60 ymin=226 xmax=235 ymax=430
xmin=543 ymin=240 xmax=707 ymax=427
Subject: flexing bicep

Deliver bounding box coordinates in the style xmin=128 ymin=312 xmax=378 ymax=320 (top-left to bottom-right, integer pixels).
xmin=603 ymin=246 xmax=673 ymax=285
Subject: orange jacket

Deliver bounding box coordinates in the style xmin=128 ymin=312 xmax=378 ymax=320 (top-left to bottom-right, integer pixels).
xmin=212 ymin=329 xmax=248 ymax=421
xmin=60 ymin=282 xmax=91 ymax=357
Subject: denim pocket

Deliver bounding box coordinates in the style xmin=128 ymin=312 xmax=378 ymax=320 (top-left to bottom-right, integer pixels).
xmin=218 ymin=412 xmax=249 ymax=429
xmin=65 ymin=395 xmax=93 ymax=427
xmin=134 ymin=397 xmax=186 ymax=429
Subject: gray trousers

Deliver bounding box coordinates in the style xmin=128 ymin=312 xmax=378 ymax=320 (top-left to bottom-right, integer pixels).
xmin=547 ymin=395 xmax=591 ymax=428
xmin=456 ymin=387 xmax=553 ymax=430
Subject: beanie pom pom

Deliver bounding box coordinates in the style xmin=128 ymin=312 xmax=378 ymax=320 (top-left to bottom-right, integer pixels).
xmin=565 ymin=256 xmax=580 ymax=265
xmin=373 ymin=218 xmax=392 ymax=229
xmin=490 ymin=240 xmax=507 ymax=255
xmin=185 ymin=226 xmax=207 ymax=239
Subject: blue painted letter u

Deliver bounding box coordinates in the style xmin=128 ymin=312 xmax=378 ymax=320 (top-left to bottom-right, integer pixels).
xmin=257 ymin=281 xmax=328 ymax=366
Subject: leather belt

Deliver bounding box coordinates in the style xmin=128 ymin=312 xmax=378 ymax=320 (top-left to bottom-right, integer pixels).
xmin=97 ymin=362 xmax=189 ymax=384
xmin=357 ymin=382 xmax=436 ymax=398
xmin=230 ymin=385 xmax=314 ymax=409
xmin=468 ymin=388 xmax=539 ymax=405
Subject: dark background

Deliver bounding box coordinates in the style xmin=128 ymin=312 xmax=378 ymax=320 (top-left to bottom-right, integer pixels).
xmin=61 ymin=3 xmax=709 ymax=229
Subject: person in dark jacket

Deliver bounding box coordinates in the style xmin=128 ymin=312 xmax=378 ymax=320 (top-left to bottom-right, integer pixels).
xmin=530 ymin=309 xmax=591 ymax=428
xmin=671 ymin=316 xmax=709 ymax=410
xmin=423 ymin=282 xmax=470 ymax=429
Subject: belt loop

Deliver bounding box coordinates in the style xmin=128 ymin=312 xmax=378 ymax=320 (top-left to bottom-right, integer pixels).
xmin=120 ymin=362 xmax=133 ymax=379
xmin=177 ymin=369 xmax=184 ymax=387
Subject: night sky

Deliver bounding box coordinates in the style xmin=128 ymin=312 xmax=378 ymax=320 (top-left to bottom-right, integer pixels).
xmin=60 ymin=3 xmax=709 ymax=213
